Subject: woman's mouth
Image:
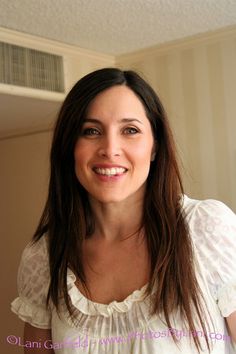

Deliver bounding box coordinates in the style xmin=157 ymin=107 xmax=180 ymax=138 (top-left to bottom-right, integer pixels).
xmin=93 ymin=167 xmax=127 ymax=176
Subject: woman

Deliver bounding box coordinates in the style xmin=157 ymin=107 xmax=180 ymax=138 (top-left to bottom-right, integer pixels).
xmin=11 ymin=68 xmax=236 ymax=353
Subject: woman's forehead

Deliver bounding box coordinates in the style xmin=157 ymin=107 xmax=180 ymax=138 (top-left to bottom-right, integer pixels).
xmin=85 ymin=86 xmax=149 ymax=123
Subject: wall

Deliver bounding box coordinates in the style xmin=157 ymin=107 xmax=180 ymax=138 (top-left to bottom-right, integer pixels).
xmin=0 ymin=131 xmax=52 ymax=353
xmin=116 ymin=26 xmax=236 ymax=211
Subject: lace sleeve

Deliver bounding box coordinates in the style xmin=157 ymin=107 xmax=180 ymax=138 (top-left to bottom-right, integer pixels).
xmin=11 ymin=236 xmax=51 ymax=329
xmin=190 ymin=199 xmax=236 ymax=317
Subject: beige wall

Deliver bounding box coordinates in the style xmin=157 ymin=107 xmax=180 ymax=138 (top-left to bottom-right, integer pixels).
xmin=1 ymin=26 xmax=236 ymax=353
xmin=0 ymin=131 xmax=52 ymax=353
xmin=116 ymin=27 xmax=236 ymax=211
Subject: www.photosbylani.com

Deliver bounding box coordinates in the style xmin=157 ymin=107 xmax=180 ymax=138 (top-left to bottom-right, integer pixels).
xmin=6 ymin=327 xmax=231 ymax=350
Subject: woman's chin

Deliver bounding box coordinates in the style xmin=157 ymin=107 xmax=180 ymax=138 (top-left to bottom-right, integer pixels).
xmin=88 ymin=192 xmax=129 ymax=205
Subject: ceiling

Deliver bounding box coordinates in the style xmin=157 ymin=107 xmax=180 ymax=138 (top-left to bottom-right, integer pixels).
xmin=1 ymin=0 xmax=236 ymax=139
xmin=1 ymin=0 xmax=236 ymax=55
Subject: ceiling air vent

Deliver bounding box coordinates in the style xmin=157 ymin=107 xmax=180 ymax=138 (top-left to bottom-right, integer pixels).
xmin=0 ymin=41 xmax=64 ymax=92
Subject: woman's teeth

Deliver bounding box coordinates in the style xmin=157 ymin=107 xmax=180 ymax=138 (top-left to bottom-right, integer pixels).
xmin=94 ymin=167 xmax=127 ymax=176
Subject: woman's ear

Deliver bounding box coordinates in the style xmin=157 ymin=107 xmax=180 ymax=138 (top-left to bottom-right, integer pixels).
xmin=151 ymin=140 xmax=157 ymax=161
xmin=151 ymin=152 xmax=156 ymax=161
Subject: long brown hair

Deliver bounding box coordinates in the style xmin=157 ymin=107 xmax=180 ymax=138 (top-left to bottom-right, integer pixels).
xmin=33 ymin=68 xmax=211 ymax=352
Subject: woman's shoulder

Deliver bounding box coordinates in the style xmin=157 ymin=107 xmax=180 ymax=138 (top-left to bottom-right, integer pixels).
xmin=181 ymin=194 xmax=236 ymax=248
xmin=17 ymin=234 xmax=50 ymax=290
xmin=21 ymin=234 xmax=49 ymax=262
xmin=181 ymin=194 xmax=235 ymax=223
xmin=17 ymin=235 xmax=50 ymax=280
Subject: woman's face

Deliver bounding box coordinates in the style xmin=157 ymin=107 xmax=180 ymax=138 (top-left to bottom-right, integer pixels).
xmin=74 ymin=85 xmax=155 ymax=205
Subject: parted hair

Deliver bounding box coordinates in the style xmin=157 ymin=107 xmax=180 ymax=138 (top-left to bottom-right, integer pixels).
xmin=33 ymin=68 xmax=211 ymax=353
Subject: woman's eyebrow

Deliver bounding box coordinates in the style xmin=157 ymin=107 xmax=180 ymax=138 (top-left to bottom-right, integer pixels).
xmin=84 ymin=118 xmax=143 ymax=124
xmin=119 ymin=118 xmax=143 ymax=125
xmin=83 ymin=118 xmax=102 ymax=124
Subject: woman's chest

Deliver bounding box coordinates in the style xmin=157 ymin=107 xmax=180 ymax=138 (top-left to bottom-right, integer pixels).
xmin=76 ymin=236 xmax=151 ymax=304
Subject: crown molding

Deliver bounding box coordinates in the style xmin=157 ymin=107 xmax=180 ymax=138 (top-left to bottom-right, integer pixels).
xmin=116 ymin=25 xmax=236 ymax=64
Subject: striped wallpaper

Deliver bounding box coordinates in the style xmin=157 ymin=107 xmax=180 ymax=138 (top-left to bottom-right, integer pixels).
xmin=117 ymin=27 xmax=236 ymax=211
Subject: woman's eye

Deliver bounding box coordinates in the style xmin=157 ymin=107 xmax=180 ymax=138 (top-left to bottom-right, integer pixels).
xmin=123 ymin=127 xmax=139 ymax=135
xmin=82 ymin=128 xmax=100 ymax=136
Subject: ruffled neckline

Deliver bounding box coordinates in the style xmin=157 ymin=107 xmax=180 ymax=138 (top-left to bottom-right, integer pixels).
xmin=67 ymin=268 xmax=154 ymax=317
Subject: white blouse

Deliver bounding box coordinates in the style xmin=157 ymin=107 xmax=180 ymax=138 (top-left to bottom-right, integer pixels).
xmin=11 ymin=195 xmax=236 ymax=353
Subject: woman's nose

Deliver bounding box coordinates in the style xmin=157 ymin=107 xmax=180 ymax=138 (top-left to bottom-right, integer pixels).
xmin=97 ymin=134 xmax=121 ymax=158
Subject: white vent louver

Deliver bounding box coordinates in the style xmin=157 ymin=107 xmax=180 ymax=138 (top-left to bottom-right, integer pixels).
xmin=0 ymin=41 xmax=64 ymax=92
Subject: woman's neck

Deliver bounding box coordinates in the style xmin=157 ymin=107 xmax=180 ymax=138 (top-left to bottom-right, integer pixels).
xmin=88 ymin=195 xmax=144 ymax=243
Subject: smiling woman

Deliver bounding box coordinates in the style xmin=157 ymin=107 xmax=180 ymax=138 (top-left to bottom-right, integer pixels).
xmin=10 ymin=68 xmax=236 ymax=354
xmin=74 ymin=85 xmax=155 ymax=205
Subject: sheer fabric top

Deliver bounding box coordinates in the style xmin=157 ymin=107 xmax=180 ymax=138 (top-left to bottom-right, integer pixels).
xmin=11 ymin=195 xmax=236 ymax=353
